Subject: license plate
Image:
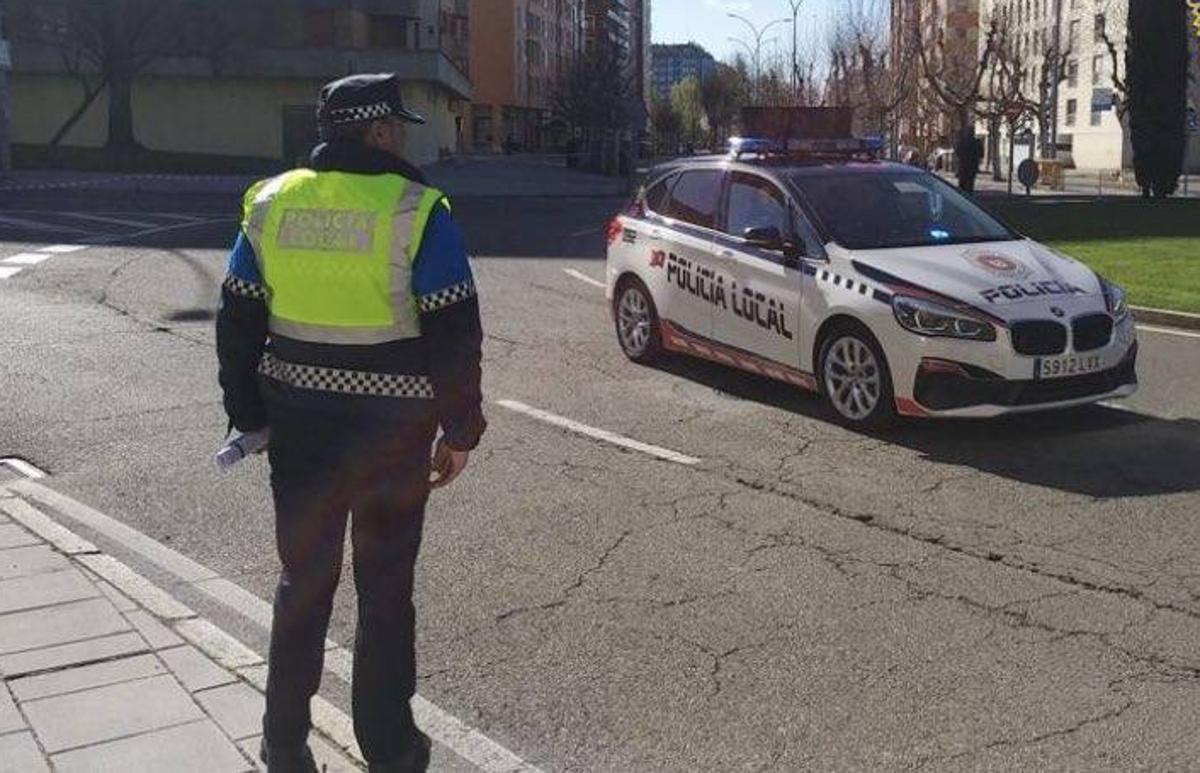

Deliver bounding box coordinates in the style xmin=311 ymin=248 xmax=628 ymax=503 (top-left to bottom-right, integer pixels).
xmin=1035 ymin=353 xmax=1103 ymax=380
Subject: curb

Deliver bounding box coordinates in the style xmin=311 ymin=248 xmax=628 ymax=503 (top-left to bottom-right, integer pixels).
xmin=1132 ymin=306 xmax=1200 ymax=332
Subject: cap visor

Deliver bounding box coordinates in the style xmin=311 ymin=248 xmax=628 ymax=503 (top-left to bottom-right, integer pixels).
xmin=396 ymin=107 xmax=426 ymax=125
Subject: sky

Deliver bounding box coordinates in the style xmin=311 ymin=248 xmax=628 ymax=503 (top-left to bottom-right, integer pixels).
xmin=651 ymin=0 xmax=840 ymax=68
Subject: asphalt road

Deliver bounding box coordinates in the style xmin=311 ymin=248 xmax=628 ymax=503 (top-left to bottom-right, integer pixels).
xmin=2 ymin=171 xmax=1200 ymax=771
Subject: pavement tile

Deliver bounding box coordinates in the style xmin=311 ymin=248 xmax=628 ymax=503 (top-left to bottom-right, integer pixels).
xmin=9 ymin=653 xmax=166 ymax=702
xmin=194 ymin=681 xmax=263 ymax=741
xmin=125 ymin=609 xmax=184 ymax=649
xmin=0 ymin=545 xmax=68 ymax=581
xmin=0 ymin=631 xmax=148 ymax=678
xmin=0 ymin=568 xmax=99 ymax=615
xmin=22 ymin=673 xmax=204 ymax=753
xmin=0 ymin=598 xmax=129 ymax=655
xmin=0 ymin=682 xmax=25 ymax=734
xmin=0 ymin=523 xmax=39 ymax=550
xmin=94 ymin=579 xmax=137 ymax=612
xmin=52 ymin=718 xmax=252 ymax=773
xmin=160 ymin=645 xmax=237 ymax=692
xmin=0 ymin=731 xmax=50 ymax=773
xmin=240 ymin=733 xmax=361 ymax=772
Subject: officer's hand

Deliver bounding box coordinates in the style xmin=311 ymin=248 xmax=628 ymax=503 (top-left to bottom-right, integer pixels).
xmin=430 ymin=438 xmax=469 ymax=489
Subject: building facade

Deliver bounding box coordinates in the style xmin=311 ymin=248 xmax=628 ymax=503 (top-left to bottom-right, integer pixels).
xmin=651 ymin=43 xmax=717 ymax=101
xmin=7 ymin=0 xmax=472 ymax=167
xmin=978 ymin=0 xmax=1199 ymax=172
xmin=467 ymin=0 xmax=584 ymax=152
xmin=583 ymin=0 xmax=650 ymax=136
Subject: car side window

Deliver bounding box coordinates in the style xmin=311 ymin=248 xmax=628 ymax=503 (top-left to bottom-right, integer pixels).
xmin=663 ymin=170 xmax=723 ymax=230
xmin=644 ymin=173 xmax=676 ymax=215
xmin=726 ymin=173 xmax=789 ymax=239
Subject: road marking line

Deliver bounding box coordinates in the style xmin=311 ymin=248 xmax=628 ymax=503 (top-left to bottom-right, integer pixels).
xmin=1136 ymin=324 xmax=1200 ymax=340
xmin=8 ymin=479 xmax=544 ymax=773
xmin=0 ymin=266 xmax=23 ymax=279
xmin=36 ymin=244 xmax=89 ymax=254
xmin=2 ymin=252 xmax=54 ymax=266
xmin=0 ymin=213 xmax=95 ymax=234
xmin=563 ymin=268 xmax=606 ymax=289
xmin=57 ymin=211 xmax=162 ymax=230
xmin=0 ymin=458 xmax=47 ymax=479
xmin=496 ymin=399 xmax=702 ymax=466
xmin=568 ymin=226 xmax=601 ymax=237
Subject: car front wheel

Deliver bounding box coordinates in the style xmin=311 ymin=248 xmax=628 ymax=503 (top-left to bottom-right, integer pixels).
xmin=819 ymin=327 xmax=896 ymax=428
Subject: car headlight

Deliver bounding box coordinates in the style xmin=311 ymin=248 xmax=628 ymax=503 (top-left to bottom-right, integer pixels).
xmin=892 ymin=296 xmax=997 ymax=341
xmin=1101 ymin=278 xmax=1130 ymax=321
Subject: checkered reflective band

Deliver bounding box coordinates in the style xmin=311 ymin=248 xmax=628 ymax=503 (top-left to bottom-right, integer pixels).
xmin=223 ymin=275 xmax=268 ymax=301
xmin=326 ymin=102 xmax=392 ymax=125
xmin=418 ymin=279 xmax=477 ymax=313
xmin=259 ymin=353 xmax=434 ymax=399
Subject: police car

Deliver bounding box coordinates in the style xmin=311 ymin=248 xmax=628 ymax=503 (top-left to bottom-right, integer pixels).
xmin=605 ymin=132 xmax=1137 ymax=428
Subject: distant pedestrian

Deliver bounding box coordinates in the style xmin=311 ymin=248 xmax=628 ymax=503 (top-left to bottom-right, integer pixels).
xmin=956 ymin=131 xmax=984 ymax=194
xmin=216 ymin=73 xmax=485 ymax=772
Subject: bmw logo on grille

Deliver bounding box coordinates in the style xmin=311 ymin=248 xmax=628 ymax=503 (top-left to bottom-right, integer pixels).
xmin=1050 ymin=306 xmax=1066 ymax=317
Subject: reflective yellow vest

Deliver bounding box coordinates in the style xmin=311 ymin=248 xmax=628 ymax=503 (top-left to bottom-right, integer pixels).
xmin=242 ymin=169 xmax=447 ymax=345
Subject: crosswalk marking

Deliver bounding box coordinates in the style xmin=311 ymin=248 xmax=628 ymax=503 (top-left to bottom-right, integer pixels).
xmin=2 ymin=253 xmax=54 ymax=266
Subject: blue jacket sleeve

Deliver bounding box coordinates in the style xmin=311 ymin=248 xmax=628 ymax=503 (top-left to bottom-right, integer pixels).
xmin=215 ymin=232 xmax=269 ymax=431
xmin=411 ymin=204 xmax=486 ymax=450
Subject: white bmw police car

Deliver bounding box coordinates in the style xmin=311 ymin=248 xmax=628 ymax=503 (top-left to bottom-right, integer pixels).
xmin=605 ymin=137 xmax=1138 ymax=428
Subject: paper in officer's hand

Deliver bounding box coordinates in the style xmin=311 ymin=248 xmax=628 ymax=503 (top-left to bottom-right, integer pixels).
xmin=215 ymin=428 xmax=270 ymax=472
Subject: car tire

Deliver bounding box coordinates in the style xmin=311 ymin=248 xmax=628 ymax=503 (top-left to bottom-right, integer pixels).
xmin=614 ymin=277 xmax=662 ymax=364
xmin=818 ymin=323 xmax=897 ymax=429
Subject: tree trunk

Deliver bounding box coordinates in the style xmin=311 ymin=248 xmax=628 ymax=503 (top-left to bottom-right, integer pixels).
xmin=106 ymin=74 xmax=138 ymax=151
xmin=104 ymin=2 xmax=140 ymax=152
xmin=988 ymin=116 xmax=1003 ymax=181
xmin=51 ymin=79 xmax=107 ymax=147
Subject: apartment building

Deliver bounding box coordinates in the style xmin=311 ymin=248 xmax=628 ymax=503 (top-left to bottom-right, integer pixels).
xmin=978 ymin=0 xmax=1200 ymax=171
xmin=584 ymin=0 xmax=651 ymax=135
xmin=7 ymin=0 xmax=472 ymax=166
xmin=651 ymin=43 xmax=717 ymax=101
xmin=468 ymin=0 xmax=584 ymax=152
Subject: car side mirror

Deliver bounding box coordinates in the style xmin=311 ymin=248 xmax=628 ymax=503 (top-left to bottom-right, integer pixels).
xmin=743 ymin=225 xmax=784 ymax=250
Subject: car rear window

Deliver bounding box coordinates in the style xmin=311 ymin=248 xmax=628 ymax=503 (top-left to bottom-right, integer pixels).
xmin=664 ymin=170 xmax=723 ymax=230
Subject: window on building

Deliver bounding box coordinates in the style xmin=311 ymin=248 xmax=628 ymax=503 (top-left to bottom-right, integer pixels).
xmin=1092 ymin=54 xmax=1104 ymax=85
xmin=369 ymin=14 xmax=420 ymax=48
xmin=1065 ymin=98 xmax=1077 ymax=126
xmin=1094 ymin=13 xmax=1105 ymax=43
xmin=1068 ymin=19 xmax=1079 ymax=49
xmin=302 ymin=10 xmax=336 ymax=47
xmin=1067 ymin=60 xmax=1078 ymax=88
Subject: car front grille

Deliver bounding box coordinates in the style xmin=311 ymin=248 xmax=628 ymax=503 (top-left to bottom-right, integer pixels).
xmin=1072 ymin=313 xmax=1114 ymax=352
xmin=1010 ymin=320 xmax=1068 ymax=356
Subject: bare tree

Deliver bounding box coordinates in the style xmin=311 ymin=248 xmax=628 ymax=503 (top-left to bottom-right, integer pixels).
xmin=825 ymin=0 xmax=916 ymax=149
xmin=914 ymin=0 xmax=1000 ymax=137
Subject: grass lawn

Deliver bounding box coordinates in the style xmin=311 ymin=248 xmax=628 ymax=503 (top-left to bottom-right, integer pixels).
xmin=983 ymin=198 xmax=1200 ymax=314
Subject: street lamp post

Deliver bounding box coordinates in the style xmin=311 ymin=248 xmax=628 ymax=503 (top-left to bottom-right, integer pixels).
xmin=787 ymin=0 xmax=804 ymax=103
xmin=727 ymin=13 xmax=793 ymax=104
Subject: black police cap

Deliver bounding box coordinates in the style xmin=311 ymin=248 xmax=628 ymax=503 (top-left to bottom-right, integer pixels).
xmin=316 ymin=73 xmax=426 ymax=130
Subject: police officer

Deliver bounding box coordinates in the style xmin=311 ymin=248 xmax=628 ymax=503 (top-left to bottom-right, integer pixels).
xmin=216 ymin=73 xmax=485 ymax=772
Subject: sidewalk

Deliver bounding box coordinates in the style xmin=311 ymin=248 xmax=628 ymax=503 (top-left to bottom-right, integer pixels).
xmin=0 ymin=490 xmax=359 ymax=771
xmin=0 ymin=171 xmax=256 ymax=196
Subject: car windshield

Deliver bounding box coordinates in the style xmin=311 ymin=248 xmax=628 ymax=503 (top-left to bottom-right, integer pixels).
xmin=786 ymin=170 xmax=1017 ymax=250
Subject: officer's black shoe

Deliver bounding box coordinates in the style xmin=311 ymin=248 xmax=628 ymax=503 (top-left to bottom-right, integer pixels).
xmin=258 ymin=739 xmax=320 ymax=772
xmin=368 ymin=731 xmax=432 ymax=773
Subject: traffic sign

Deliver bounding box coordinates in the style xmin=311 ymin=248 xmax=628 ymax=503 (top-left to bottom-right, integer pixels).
xmin=1188 ymin=106 xmax=1198 ymax=134
xmin=1018 ymin=159 xmax=1040 ymax=189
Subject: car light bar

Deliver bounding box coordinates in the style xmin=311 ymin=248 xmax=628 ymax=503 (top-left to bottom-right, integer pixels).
xmin=727 ymin=135 xmax=885 ymax=158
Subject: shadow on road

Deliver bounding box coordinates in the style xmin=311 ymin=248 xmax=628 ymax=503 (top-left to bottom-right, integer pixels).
xmin=651 ymin=353 xmax=1200 ymax=499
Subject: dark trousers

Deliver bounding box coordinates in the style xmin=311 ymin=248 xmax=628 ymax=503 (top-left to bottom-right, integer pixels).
xmin=262 ymin=401 xmax=436 ymax=764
